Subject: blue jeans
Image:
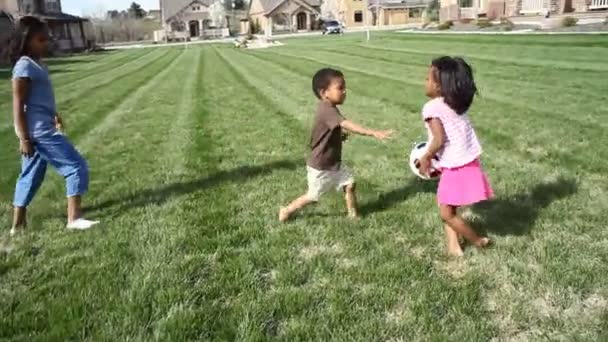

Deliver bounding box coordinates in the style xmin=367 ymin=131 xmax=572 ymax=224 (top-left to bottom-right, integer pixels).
xmin=13 ymin=133 xmax=89 ymax=207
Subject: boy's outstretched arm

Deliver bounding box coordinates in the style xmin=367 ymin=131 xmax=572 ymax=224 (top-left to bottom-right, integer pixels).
xmin=340 ymin=120 xmax=393 ymax=140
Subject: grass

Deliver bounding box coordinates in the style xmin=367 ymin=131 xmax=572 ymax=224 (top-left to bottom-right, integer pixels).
xmin=1 ymin=33 xmax=608 ymax=340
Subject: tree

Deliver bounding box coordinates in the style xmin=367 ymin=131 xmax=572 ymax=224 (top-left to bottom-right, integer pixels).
xmin=128 ymin=2 xmax=146 ymax=19
xmin=321 ymin=0 xmax=340 ymax=20
xmin=426 ymin=0 xmax=440 ymax=22
xmin=106 ymin=10 xmax=120 ymax=20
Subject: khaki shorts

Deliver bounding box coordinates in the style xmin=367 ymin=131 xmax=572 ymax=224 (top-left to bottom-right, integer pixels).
xmin=306 ymin=165 xmax=355 ymax=202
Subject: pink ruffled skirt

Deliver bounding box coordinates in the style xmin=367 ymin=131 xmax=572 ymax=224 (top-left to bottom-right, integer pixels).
xmin=437 ymin=159 xmax=493 ymax=206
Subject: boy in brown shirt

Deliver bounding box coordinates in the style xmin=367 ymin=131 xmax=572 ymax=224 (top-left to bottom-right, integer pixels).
xmin=279 ymin=68 xmax=392 ymax=222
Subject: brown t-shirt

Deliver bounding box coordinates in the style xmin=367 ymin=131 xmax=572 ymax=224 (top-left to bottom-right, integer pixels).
xmin=307 ymin=101 xmax=345 ymax=171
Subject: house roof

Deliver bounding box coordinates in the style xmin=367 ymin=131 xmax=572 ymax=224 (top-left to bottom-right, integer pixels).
xmin=368 ymin=0 xmax=430 ymax=9
xmin=161 ymin=0 xmax=212 ymax=22
xmin=37 ymin=12 xmax=87 ymax=22
xmin=257 ymin=0 xmax=321 ymax=15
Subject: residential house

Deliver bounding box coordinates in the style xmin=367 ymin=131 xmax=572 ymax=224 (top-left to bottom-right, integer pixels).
xmin=158 ymin=0 xmax=230 ymax=41
xmin=248 ymin=0 xmax=321 ymax=36
xmin=368 ymin=0 xmax=430 ymax=25
xmin=440 ymin=0 xmax=607 ymax=21
xmin=0 ymin=10 xmax=14 ymax=63
xmin=0 ymin=0 xmax=92 ymax=52
xmin=329 ymin=0 xmax=429 ymax=29
xmin=336 ymin=0 xmax=367 ymax=27
xmin=146 ymin=9 xmax=161 ymax=21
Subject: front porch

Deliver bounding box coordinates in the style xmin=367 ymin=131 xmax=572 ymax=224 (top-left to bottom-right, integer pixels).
xmin=36 ymin=13 xmax=90 ymax=52
xmin=590 ymin=0 xmax=608 ymax=9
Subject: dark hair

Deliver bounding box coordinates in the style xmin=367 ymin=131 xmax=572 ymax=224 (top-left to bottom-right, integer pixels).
xmin=431 ymin=56 xmax=477 ymax=115
xmin=9 ymin=16 xmax=48 ymax=66
xmin=312 ymin=68 xmax=344 ymax=99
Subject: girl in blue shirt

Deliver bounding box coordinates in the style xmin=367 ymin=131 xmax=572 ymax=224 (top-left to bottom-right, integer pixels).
xmin=9 ymin=16 xmax=98 ymax=235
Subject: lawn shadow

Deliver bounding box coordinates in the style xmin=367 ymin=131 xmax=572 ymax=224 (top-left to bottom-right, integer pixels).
xmin=359 ymin=178 xmax=436 ymax=216
xmin=472 ymin=177 xmax=578 ymax=236
xmin=85 ymin=159 xmax=301 ymax=215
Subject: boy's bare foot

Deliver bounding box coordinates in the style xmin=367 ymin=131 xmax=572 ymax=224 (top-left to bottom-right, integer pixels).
xmin=348 ymin=211 xmax=360 ymax=220
xmin=279 ymin=208 xmax=290 ymax=223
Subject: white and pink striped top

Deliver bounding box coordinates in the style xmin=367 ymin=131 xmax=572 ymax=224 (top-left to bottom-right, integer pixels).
xmin=422 ymin=97 xmax=482 ymax=169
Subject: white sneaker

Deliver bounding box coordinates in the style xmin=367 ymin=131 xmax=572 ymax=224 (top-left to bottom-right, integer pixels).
xmin=9 ymin=228 xmax=19 ymax=237
xmin=67 ymin=218 xmax=100 ymax=230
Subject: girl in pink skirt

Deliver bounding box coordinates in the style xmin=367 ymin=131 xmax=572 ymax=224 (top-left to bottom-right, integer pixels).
xmin=418 ymin=56 xmax=493 ymax=257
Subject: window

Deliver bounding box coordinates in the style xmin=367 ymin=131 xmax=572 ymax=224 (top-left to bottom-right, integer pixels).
xmin=409 ymin=8 xmax=422 ymax=17
xmin=354 ymin=11 xmax=363 ymax=22
xmin=458 ymin=0 xmax=473 ymax=7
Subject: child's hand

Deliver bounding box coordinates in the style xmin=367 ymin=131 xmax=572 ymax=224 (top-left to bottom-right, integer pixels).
xmin=418 ymin=156 xmax=432 ymax=177
xmin=373 ymin=130 xmax=393 ymax=141
xmin=341 ymin=132 xmax=349 ymax=142
xmin=55 ymin=114 xmax=64 ymax=131
xmin=19 ymin=139 xmax=33 ymax=157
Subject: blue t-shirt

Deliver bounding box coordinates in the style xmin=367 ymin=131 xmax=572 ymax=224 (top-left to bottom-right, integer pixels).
xmin=12 ymin=56 xmax=57 ymax=139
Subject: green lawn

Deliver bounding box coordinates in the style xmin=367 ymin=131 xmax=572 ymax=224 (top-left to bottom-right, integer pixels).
xmin=1 ymin=33 xmax=608 ymax=341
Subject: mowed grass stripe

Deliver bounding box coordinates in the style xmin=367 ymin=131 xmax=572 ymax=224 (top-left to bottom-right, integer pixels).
xmin=264 ymin=48 xmax=607 ymax=173
xmin=359 ymin=41 xmax=608 ymax=72
xmin=315 ymin=44 xmax=607 ymax=104
xmin=0 ymin=49 xmax=181 ymax=204
xmin=274 ymin=46 xmax=607 ymax=127
xmin=1 ymin=35 xmax=607 ymax=341
xmin=217 ymin=47 xmax=501 ymax=339
xmin=49 ymin=49 xmax=154 ymax=85
xmin=0 ymin=49 xmax=165 ymax=135
xmin=0 ymin=48 xmax=193 ymax=340
xmin=57 ymin=48 xmax=171 ymax=108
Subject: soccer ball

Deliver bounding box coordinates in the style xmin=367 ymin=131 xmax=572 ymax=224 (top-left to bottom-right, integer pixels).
xmin=409 ymin=142 xmax=441 ymax=180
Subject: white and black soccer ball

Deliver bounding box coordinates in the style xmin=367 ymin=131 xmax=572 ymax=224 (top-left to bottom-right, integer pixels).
xmin=409 ymin=142 xmax=441 ymax=180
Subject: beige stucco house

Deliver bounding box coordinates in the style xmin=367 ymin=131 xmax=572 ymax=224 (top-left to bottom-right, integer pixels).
xmin=329 ymin=0 xmax=429 ymax=29
xmin=441 ymin=0 xmax=607 ymax=21
xmin=159 ymin=0 xmax=230 ymax=41
xmin=248 ymin=0 xmax=321 ymax=36
xmin=368 ymin=0 xmax=430 ymax=25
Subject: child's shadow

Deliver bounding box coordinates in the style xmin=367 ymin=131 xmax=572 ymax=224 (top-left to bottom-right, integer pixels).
xmin=472 ymin=177 xmax=578 ymax=236
xmin=360 ymin=179 xmax=436 ymax=216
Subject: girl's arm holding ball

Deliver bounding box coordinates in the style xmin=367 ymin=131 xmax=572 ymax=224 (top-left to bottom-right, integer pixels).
xmin=420 ymin=118 xmax=445 ymax=176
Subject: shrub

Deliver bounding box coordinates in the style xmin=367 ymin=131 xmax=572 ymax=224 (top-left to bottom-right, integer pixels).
xmin=500 ymin=17 xmax=515 ymax=30
xmin=438 ymin=20 xmax=453 ymax=30
xmin=477 ymin=18 xmax=493 ymax=28
xmin=561 ymin=16 xmax=578 ymax=27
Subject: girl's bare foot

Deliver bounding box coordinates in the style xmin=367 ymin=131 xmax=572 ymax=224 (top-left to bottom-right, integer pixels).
xmin=347 ymin=210 xmax=359 ymax=220
xmin=474 ymin=237 xmax=491 ymax=248
xmin=279 ymin=208 xmax=290 ymax=223
xmin=447 ymin=243 xmax=464 ymax=257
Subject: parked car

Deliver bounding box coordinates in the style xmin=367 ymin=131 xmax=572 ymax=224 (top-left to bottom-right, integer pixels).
xmin=322 ymin=20 xmax=344 ymax=35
